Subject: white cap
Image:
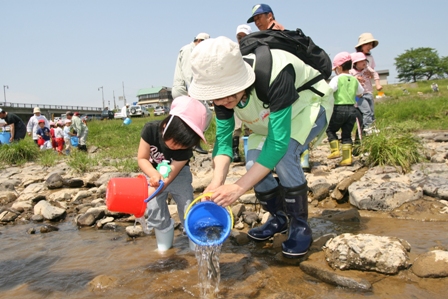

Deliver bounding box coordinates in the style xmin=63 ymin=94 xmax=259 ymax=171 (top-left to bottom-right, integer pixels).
xmin=194 ymin=33 xmax=210 ymax=41
xmin=236 ymin=24 xmax=252 ymax=35
xmin=0 ymin=108 xmax=3 ymax=113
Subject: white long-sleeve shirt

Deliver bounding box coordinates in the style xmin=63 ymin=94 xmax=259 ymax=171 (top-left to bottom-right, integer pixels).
xmin=172 ymin=42 xmax=195 ymax=99
xmin=27 ymin=115 xmax=50 ymax=140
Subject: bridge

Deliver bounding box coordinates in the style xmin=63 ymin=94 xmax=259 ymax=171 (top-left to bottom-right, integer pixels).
xmin=0 ymin=102 xmax=103 ymax=121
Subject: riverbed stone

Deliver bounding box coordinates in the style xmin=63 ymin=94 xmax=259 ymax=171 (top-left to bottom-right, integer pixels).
xmin=40 ymin=224 xmax=59 ymax=233
xmin=0 ymin=191 xmax=17 ymax=205
xmin=231 ymin=203 xmax=246 ymax=218
xmin=412 ymin=250 xmax=448 ymax=278
xmin=243 ymin=211 xmax=259 ymax=225
xmin=239 ymin=193 xmax=257 ymax=204
xmin=45 ymin=172 xmax=64 ymax=189
xmin=47 ymin=189 xmax=77 ymax=202
xmin=11 ymin=201 xmax=32 ymax=212
xmin=88 ymin=275 xmax=118 ymax=292
xmin=72 ymin=190 xmax=93 ymax=203
xmin=0 ymin=209 xmax=20 ymax=222
xmin=349 ymin=181 xmax=423 ymax=211
xmin=63 ymin=178 xmax=84 ymax=188
xmin=324 ymin=233 xmax=411 ymax=274
xmin=0 ymin=178 xmax=19 ymax=192
xmin=34 ymin=200 xmax=66 ymax=220
xmin=96 ymin=216 xmax=114 ymax=228
xmin=95 ymin=172 xmax=130 ymax=187
xmin=31 ymin=214 xmax=44 ymax=222
xmin=126 ymin=225 xmax=144 ymax=237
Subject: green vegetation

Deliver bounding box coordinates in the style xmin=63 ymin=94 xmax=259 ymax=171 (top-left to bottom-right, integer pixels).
xmin=0 ymin=79 xmax=446 ymax=173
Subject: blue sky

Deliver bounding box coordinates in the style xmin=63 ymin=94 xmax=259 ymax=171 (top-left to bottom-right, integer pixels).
xmin=1 ymin=0 xmax=447 ymax=108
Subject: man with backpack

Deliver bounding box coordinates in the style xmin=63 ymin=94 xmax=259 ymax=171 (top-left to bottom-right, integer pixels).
xmin=247 ymin=4 xmax=284 ymax=31
xmin=189 ymin=36 xmax=334 ymax=258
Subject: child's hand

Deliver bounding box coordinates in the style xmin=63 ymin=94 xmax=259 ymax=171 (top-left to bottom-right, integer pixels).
xmin=376 ymin=84 xmax=383 ymax=91
xmin=148 ymin=174 xmax=163 ymax=187
xmin=356 ymin=76 xmax=366 ymax=85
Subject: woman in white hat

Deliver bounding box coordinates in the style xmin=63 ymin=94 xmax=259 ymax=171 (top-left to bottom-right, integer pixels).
xmin=26 ymin=107 xmax=49 ymax=145
xmin=189 ymin=36 xmax=334 ymax=258
xmin=355 ymin=32 xmax=379 ymax=70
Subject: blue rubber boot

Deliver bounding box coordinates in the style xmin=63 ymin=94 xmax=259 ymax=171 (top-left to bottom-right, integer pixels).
xmin=282 ymin=184 xmax=312 ymax=258
xmin=248 ymin=186 xmax=288 ymax=241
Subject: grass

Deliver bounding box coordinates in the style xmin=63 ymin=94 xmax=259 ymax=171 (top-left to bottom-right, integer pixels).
xmin=0 ymin=79 xmax=446 ymax=172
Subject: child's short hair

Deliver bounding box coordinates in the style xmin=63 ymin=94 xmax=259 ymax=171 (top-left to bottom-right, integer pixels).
xmin=160 ymin=115 xmax=200 ymax=148
xmin=341 ymin=60 xmax=352 ymax=71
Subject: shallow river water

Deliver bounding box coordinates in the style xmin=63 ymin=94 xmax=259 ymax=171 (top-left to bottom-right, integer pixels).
xmin=1 ymin=215 xmax=447 ymax=298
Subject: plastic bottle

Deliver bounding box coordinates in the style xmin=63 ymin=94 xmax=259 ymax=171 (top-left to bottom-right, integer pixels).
xmin=157 ymin=160 xmax=171 ymax=178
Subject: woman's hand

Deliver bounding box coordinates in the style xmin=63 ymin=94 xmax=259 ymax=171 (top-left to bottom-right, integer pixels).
xmin=210 ymin=184 xmax=244 ymax=207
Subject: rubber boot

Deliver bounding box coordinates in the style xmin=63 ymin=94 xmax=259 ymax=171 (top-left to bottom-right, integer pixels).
xmin=232 ymin=136 xmax=241 ymax=162
xmin=154 ymin=219 xmax=174 ymax=251
xmin=282 ymin=184 xmax=312 ymax=258
xmin=193 ymin=143 xmax=208 ymax=154
xmin=327 ymin=140 xmax=340 ymax=159
xmin=340 ymin=144 xmax=353 ymax=166
xmin=300 ymin=148 xmax=310 ymax=173
xmin=248 ymin=186 xmax=288 ymax=241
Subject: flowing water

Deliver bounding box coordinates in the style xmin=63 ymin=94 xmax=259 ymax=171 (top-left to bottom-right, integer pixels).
xmin=1 ymin=215 xmax=448 ymax=298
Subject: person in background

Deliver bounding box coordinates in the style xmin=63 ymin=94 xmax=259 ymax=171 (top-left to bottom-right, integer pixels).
xmin=172 ymin=32 xmax=213 ymax=154
xmin=63 ymin=119 xmax=73 ymax=155
xmin=66 ymin=111 xmax=88 ymax=151
xmin=350 ymin=52 xmax=380 ymax=134
xmin=27 ymin=107 xmax=49 ymax=145
xmin=189 ymin=37 xmax=333 ymax=258
xmin=247 ymin=4 xmax=284 ymax=31
xmin=0 ymin=108 xmax=27 ymax=142
xmin=121 ymin=103 xmax=129 ymax=120
xmin=232 ymin=24 xmax=253 ymax=162
xmin=49 ymin=121 xmax=57 ymax=150
xmin=54 ymin=121 xmax=65 ymax=155
xmin=36 ymin=119 xmax=52 ymax=150
xmin=327 ymin=52 xmax=364 ymax=166
xmin=137 ymin=96 xmax=207 ymax=251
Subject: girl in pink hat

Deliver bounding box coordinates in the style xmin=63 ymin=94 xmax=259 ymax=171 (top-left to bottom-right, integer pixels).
xmin=137 ymin=96 xmax=207 ymax=251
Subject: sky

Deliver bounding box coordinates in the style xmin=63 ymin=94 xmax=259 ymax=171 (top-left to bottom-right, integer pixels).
xmin=1 ymin=0 xmax=447 ymax=108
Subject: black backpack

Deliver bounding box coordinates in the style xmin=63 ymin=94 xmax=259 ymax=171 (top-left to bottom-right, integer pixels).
xmin=239 ymin=28 xmax=332 ymax=106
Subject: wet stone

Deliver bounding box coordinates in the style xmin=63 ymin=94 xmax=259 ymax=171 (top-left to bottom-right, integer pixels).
xmin=27 ymin=227 xmax=36 ymax=234
xmin=243 ymin=211 xmax=259 ymax=225
xmin=412 ymin=250 xmax=448 ymax=278
xmin=31 ymin=214 xmax=44 ymax=222
xmin=40 ymin=224 xmax=59 ymax=233
xmin=45 ymin=173 xmax=64 ymax=189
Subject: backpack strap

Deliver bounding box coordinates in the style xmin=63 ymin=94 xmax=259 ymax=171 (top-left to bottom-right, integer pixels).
xmin=253 ymin=44 xmax=272 ymax=107
xmin=296 ymin=74 xmax=325 ymax=97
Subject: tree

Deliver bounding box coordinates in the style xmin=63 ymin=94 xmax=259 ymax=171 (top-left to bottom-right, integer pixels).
xmin=394 ymin=48 xmax=442 ymax=82
xmin=439 ymin=56 xmax=448 ymax=77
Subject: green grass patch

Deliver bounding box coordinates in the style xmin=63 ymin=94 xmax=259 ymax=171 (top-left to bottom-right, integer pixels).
xmin=0 ymin=138 xmax=39 ymax=165
xmin=38 ymin=150 xmax=62 ymax=167
xmin=67 ymin=150 xmax=98 ymax=173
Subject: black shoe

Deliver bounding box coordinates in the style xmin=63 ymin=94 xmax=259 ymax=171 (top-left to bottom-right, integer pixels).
xmin=193 ymin=145 xmax=208 ymax=154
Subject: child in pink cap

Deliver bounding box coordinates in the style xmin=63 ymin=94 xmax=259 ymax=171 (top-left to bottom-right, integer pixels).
xmin=137 ymin=96 xmax=207 ymax=251
xmin=326 ymin=52 xmax=364 ymax=166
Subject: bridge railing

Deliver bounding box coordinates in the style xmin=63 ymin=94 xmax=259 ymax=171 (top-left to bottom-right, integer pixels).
xmin=1 ymin=102 xmax=102 ymax=111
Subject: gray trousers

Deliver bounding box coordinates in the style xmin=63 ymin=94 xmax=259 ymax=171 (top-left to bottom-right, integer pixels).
xmin=145 ymin=165 xmax=193 ymax=230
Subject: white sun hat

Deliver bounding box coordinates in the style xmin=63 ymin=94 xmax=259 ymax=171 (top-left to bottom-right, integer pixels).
xmin=188 ymin=36 xmax=255 ymax=101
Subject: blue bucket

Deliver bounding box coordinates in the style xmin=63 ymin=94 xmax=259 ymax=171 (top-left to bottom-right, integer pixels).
xmin=123 ymin=118 xmax=131 ymax=125
xmin=0 ymin=132 xmax=11 ymax=145
xmin=185 ymin=201 xmax=232 ymax=246
xmin=71 ymin=136 xmax=79 ymax=147
xmin=242 ymin=136 xmax=248 ymax=159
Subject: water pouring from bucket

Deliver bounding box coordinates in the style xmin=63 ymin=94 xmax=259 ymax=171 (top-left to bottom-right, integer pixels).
xmin=184 ymin=193 xmax=233 ymax=247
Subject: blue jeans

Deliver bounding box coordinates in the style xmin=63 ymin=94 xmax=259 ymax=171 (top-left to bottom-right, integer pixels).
xmin=357 ymin=93 xmax=374 ymax=128
xmin=145 ymin=165 xmax=193 ymax=230
xmin=246 ymin=106 xmax=327 ymax=192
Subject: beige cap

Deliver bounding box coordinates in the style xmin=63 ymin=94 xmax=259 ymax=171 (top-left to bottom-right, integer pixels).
xmin=33 ymin=107 xmax=41 ymax=113
xmin=355 ymin=33 xmax=379 ymax=49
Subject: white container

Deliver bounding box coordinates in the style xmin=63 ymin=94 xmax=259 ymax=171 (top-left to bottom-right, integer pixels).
xmin=154 ymin=219 xmax=174 ymax=251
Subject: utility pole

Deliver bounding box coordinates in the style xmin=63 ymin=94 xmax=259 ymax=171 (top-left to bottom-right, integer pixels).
xmin=98 ymin=86 xmax=105 ymax=109
xmin=122 ymin=81 xmax=126 ymax=105
xmin=113 ymin=90 xmax=116 ymax=110
xmin=3 ymin=85 xmax=8 ymax=104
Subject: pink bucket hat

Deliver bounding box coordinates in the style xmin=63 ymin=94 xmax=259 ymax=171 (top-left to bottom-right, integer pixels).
xmin=332 ymin=52 xmax=352 ymax=70
xmin=168 ymin=96 xmax=207 ymax=142
xmin=351 ymin=52 xmax=367 ymax=64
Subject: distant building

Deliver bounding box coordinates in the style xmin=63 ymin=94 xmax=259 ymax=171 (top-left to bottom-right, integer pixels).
xmin=137 ymin=86 xmax=173 ymax=107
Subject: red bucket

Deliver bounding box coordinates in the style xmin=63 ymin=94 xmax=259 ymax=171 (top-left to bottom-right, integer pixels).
xmin=106 ymin=175 xmax=149 ymax=218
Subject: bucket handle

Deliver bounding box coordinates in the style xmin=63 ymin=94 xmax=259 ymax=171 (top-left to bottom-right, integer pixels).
xmin=144 ymin=180 xmax=164 ymax=203
xmin=184 ymin=193 xmax=234 ymax=228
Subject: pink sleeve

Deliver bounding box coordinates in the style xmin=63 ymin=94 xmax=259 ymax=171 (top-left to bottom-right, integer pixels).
xmin=368 ymin=66 xmax=380 ymax=80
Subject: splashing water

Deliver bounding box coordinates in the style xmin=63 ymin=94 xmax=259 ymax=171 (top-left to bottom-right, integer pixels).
xmin=195 ymin=244 xmax=222 ymax=299
xmin=134 ymin=216 xmax=153 ymax=234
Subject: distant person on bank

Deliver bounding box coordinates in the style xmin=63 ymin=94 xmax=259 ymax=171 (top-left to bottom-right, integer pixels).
xmin=27 ymin=107 xmax=49 ymax=145
xmin=0 ymin=108 xmax=27 ymax=142
xmin=66 ymin=111 xmax=88 ymax=151
xmin=247 ymin=4 xmax=285 ymax=31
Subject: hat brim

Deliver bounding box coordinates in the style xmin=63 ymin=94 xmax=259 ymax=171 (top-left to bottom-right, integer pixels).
xmin=189 ymin=61 xmax=255 ymax=101
xmin=355 ymin=39 xmax=379 ymax=49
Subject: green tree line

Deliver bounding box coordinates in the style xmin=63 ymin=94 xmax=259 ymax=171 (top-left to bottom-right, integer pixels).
xmin=395 ymin=47 xmax=448 ymax=82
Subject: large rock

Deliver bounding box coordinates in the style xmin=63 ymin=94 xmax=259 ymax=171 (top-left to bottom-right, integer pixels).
xmin=0 ymin=191 xmax=18 ymax=205
xmin=33 ymin=200 xmax=66 ymax=220
xmin=412 ymin=250 xmax=448 ymax=278
xmin=76 ymin=207 xmax=106 ymax=226
xmin=349 ymin=181 xmax=422 ymax=211
xmin=45 ymin=173 xmax=64 ymax=189
xmin=63 ymin=178 xmax=84 ymax=188
xmin=0 ymin=178 xmax=19 ymax=192
xmin=324 ymin=233 xmax=411 ymax=274
xmin=0 ymin=209 xmax=20 ymax=222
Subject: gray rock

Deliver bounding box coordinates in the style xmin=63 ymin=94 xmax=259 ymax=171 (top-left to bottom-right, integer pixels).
xmin=412 ymin=250 xmax=448 ymax=278
xmin=231 ymin=204 xmax=246 ymax=218
xmin=15 ymin=192 xmax=46 ymax=204
xmin=233 ymin=221 xmax=245 ymax=230
xmin=319 ymin=209 xmax=361 ymax=222
xmin=229 ymin=230 xmax=250 ymax=245
xmin=434 ymin=133 xmax=448 ymax=142
xmin=31 ymin=214 xmax=44 ymax=222
xmin=0 ymin=178 xmax=18 ymax=191
xmin=34 ymin=200 xmax=66 ymax=220
xmin=0 ymin=210 xmax=19 ymax=222
xmin=73 ymin=190 xmax=92 ymax=203
xmin=238 ymin=193 xmax=257 ymax=204
xmin=0 ymin=191 xmax=18 ymax=205
xmin=47 ymin=190 xmax=75 ymax=202
xmin=27 ymin=227 xmax=36 ymax=234
xmin=324 ymin=233 xmax=411 ymax=274
xmin=96 ymin=216 xmax=114 ymax=228
xmin=349 ymin=181 xmax=422 ymax=211
xmin=45 ymin=173 xmax=64 ymax=189
xmin=242 ymin=211 xmax=259 ymax=225
xmin=23 ymin=182 xmax=45 ymax=194
xmin=126 ymin=225 xmax=144 ymax=237
xmin=76 ymin=207 xmax=105 ymax=226
xmin=309 ymin=177 xmax=331 ymax=201
xmin=40 ymin=224 xmax=59 ymax=233
xmin=102 ymin=222 xmax=117 ymax=230
xmin=300 ymin=260 xmax=372 ymax=290
xmin=95 ymin=172 xmax=130 ymax=187
xmin=63 ymin=178 xmax=84 ymax=188
xmin=11 ymin=201 xmax=32 ymax=212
